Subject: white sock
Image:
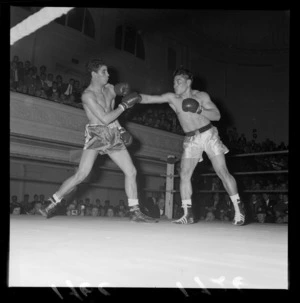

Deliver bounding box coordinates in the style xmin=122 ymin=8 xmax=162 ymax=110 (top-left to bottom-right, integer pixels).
xmin=128 ymin=198 xmax=139 ymax=207
xmin=182 ymin=199 xmax=192 ymax=215
xmin=53 ymin=193 xmax=62 ymax=203
xmin=230 ymin=194 xmax=240 ymax=212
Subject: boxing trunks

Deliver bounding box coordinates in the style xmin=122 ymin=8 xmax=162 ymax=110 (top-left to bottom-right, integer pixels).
xmin=83 ymin=121 xmax=126 ymax=155
xmin=182 ymin=123 xmax=229 ymax=162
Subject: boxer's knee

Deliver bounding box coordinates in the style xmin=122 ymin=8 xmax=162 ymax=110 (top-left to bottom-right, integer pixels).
xmin=74 ymin=169 xmax=89 ymax=183
xmin=125 ymin=165 xmax=137 ymax=179
xmin=215 ymin=166 xmax=231 ymax=182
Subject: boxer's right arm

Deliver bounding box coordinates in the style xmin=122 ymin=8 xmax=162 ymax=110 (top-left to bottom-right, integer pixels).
xmin=139 ymin=93 xmax=173 ymax=104
xmin=82 ymin=92 xmax=124 ymax=126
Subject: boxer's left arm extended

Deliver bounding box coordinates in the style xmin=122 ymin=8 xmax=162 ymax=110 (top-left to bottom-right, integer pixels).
xmin=139 ymin=93 xmax=173 ymax=104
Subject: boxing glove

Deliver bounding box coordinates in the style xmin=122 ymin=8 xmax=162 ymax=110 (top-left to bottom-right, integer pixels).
xmin=114 ymin=82 xmax=130 ymax=96
xmin=119 ymin=127 xmax=133 ymax=146
xmin=118 ymin=92 xmax=142 ymax=111
xmin=182 ymin=98 xmax=202 ymax=114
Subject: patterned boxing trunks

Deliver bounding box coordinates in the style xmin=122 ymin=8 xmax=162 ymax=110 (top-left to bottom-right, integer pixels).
xmin=83 ymin=122 xmax=126 ymax=155
xmin=182 ymin=125 xmax=229 ymax=162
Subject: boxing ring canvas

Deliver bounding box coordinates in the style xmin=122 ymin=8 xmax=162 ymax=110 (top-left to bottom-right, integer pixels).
xmin=9 ymin=215 xmax=288 ymax=289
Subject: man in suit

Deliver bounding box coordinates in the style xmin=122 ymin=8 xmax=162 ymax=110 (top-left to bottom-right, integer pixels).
xmin=261 ymin=193 xmax=277 ymax=223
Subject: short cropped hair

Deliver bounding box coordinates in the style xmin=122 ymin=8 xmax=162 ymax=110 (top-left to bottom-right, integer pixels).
xmin=173 ymin=67 xmax=194 ymax=82
xmin=86 ymin=58 xmax=106 ymax=74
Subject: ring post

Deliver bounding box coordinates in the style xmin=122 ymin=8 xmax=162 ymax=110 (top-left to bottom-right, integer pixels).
xmin=165 ymin=155 xmax=176 ymax=219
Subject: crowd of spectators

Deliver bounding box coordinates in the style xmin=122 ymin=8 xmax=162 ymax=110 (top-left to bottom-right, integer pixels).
xmin=10 ymin=55 xmax=84 ymax=109
xmin=10 ymin=193 xmax=166 ymax=220
xmin=11 ymin=55 xmax=288 ymax=155
xmin=10 ymin=193 xmax=132 ymax=218
xmin=185 ymin=192 xmax=288 ymax=224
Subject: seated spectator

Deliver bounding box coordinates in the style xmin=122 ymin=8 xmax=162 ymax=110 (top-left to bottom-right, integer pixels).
xmin=62 ymin=78 xmax=74 ymax=99
xmin=48 ymin=81 xmax=61 ymax=102
xmin=106 ymin=206 xmax=115 ymax=217
xmin=115 ymin=199 xmax=128 ymax=217
xmin=91 ymin=206 xmax=100 ymax=217
xmin=31 ymin=66 xmax=40 ymax=82
xmin=17 ymin=61 xmax=25 ymax=84
xmin=157 ymin=194 xmax=165 ymax=217
xmin=55 ymin=74 xmax=64 ymax=95
xmin=39 ymin=65 xmax=47 ymax=77
xmin=15 ymin=79 xmax=24 ymax=93
xmin=35 ymin=73 xmax=49 ymax=98
xmin=204 ymin=194 xmax=218 ymax=221
xmin=103 ymin=200 xmax=112 ymax=216
xmin=45 ymin=73 xmax=54 ymax=90
xmin=249 ymin=193 xmax=262 ymax=222
xmin=100 ymin=205 xmax=106 ymax=217
xmin=85 ymin=205 xmax=93 ymax=216
xmin=141 ymin=197 xmax=160 ymax=219
xmin=28 ymin=201 xmax=42 ymax=215
xmin=39 ymin=194 xmax=45 ymax=206
xmin=10 ymin=195 xmax=21 ymax=214
xmin=20 ymin=194 xmax=31 ymax=214
xmin=24 ymin=68 xmax=36 ymax=95
xmin=217 ymin=194 xmax=233 ymax=221
xmin=261 ymin=193 xmax=277 ymax=223
xmin=66 ymin=201 xmax=78 ymax=216
xmin=76 ymin=199 xmax=85 ymax=216
xmin=27 ymin=194 xmax=40 ymax=213
xmin=24 ymin=60 xmax=31 ymax=77
xmin=84 ymin=197 xmax=91 ymax=207
xmin=274 ymin=194 xmax=288 ymax=223
xmin=95 ymin=198 xmax=101 ymax=208
xmin=10 ymin=61 xmax=19 ymax=90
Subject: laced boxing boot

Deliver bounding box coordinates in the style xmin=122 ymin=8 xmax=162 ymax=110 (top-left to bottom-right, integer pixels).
xmin=129 ymin=205 xmax=159 ymax=223
xmin=38 ymin=196 xmax=60 ymax=219
xmin=232 ymin=200 xmax=245 ymax=226
xmin=172 ymin=205 xmax=194 ymax=224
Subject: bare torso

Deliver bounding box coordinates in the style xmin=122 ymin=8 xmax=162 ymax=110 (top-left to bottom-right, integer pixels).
xmin=168 ymin=90 xmax=211 ymax=132
xmin=82 ymin=83 xmax=116 ymax=124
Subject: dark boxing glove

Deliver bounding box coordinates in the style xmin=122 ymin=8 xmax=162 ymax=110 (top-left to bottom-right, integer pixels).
xmin=118 ymin=92 xmax=142 ymax=111
xmin=114 ymin=82 xmax=130 ymax=97
xmin=182 ymin=98 xmax=202 ymax=114
xmin=119 ymin=127 xmax=133 ymax=146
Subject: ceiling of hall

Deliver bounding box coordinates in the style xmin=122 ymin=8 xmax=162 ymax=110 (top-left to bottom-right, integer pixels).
xmin=119 ymin=9 xmax=290 ymax=52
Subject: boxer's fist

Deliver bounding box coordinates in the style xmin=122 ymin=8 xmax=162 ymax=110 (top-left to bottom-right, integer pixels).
xmin=119 ymin=127 xmax=133 ymax=146
xmin=182 ymin=98 xmax=202 ymax=114
xmin=118 ymin=92 xmax=142 ymax=111
xmin=114 ymin=82 xmax=130 ymax=96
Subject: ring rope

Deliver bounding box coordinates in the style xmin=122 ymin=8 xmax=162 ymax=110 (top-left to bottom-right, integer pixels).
xmin=161 ymin=169 xmax=288 ymax=179
xmin=10 ymin=7 xmax=74 ymax=45
xmin=143 ymin=188 xmax=288 ymax=194
xmin=229 ymin=150 xmax=288 ymax=157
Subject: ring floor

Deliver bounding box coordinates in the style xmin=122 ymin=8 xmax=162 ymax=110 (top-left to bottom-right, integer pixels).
xmin=9 ymin=215 xmax=288 ymax=289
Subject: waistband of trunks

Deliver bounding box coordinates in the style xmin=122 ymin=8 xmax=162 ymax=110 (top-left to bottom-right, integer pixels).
xmin=185 ymin=123 xmax=213 ymax=137
xmin=86 ymin=121 xmax=119 ymax=129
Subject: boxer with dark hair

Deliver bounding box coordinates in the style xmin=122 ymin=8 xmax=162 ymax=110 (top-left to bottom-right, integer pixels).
xmin=139 ymin=67 xmax=245 ymax=225
xmin=39 ymin=58 xmax=157 ymax=223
